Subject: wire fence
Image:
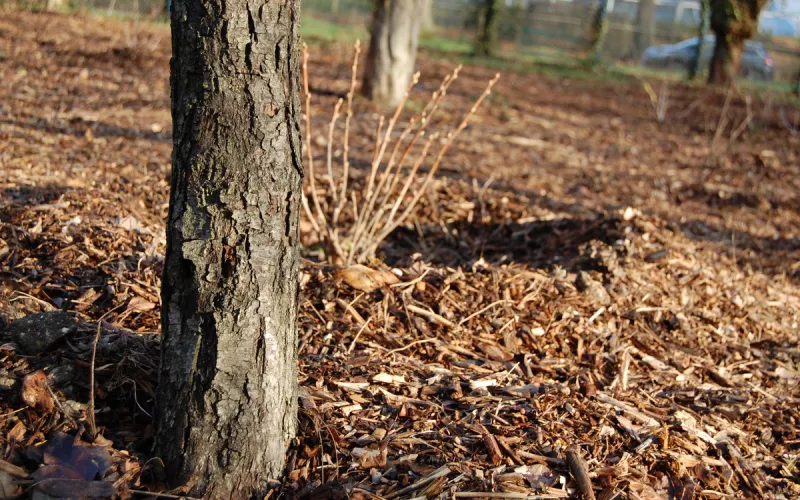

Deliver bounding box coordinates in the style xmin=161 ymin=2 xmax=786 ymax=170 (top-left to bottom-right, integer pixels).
xmin=304 ymin=0 xmax=800 ymax=87
xmin=10 ymin=0 xmax=800 ymax=87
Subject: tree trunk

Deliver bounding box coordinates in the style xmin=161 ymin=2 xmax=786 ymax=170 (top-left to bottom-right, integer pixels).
xmin=633 ymin=0 xmax=655 ymax=58
xmin=363 ymin=0 xmax=423 ymax=107
xmin=421 ymin=0 xmax=435 ymax=33
xmin=154 ymin=0 xmax=302 ymax=497
xmin=589 ymin=0 xmax=609 ymax=66
xmin=708 ymin=0 xmax=767 ymax=85
xmin=689 ymin=0 xmax=708 ymax=80
xmin=474 ymin=0 xmax=502 ymax=57
xmin=708 ymin=33 xmax=744 ymax=84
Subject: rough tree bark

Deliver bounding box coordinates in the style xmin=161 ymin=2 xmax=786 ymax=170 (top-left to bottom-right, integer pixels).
xmin=363 ymin=0 xmax=424 ymax=107
xmin=708 ymin=0 xmax=767 ymax=84
xmin=474 ymin=0 xmax=502 ymax=57
xmin=633 ymin=0 xmax=655 ymax=58
xmin=153 ymin=0 xmax=302 ymax=497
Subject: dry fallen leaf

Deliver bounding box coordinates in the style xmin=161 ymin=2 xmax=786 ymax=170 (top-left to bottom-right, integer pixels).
xmin=22 ymin=370 xmax=54 ymax=413
xmin=351 ymin=447 xmax=387 ymax=469
xmin=117 ymin=215 xmax=145 ymax=232
xmin=127 ymin=296 xmax=156 ymax=312
xmin=336 ymin=264 xmax=399 ymax=292
xmin=0 ymin=471 xmax=19 ymax=498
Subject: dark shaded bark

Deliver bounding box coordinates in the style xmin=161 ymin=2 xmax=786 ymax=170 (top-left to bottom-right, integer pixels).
xmin=709 ymin=34 xmax=744 ymax=84
xmin=633 ymin=0 xmax=655 ymax=58
xmin=363 ymin=0 xmax=423 ymax=107
xmin=153 ymin=0 xmax=302 ymax=497
xmin=474 ymin=0 xmax=502 ymax=57
xmin=689 ymin=0 xmax=708 ymax=80
xmin=589 ymin=0 xmax=609 ymax=66
xmin=708 ymin=0 xmax=767 ymax=84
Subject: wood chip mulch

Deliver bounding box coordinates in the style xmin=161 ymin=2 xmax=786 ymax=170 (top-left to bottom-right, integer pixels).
xmin=1 ymin=9 xmax=799 ymax=499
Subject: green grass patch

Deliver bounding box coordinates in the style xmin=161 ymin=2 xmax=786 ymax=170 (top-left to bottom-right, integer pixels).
xmin=301 ymin=14 xmax=366 ymax=43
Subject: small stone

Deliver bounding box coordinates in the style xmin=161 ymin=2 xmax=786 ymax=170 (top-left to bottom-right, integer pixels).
xmin=8 ymin=311 xmax=77 ymax=355
xmin=0 ymin=369 xmax=15 ymax=391
xmin=576 ymin=271 xmax=611 ymax=306
xmin=580 ymin=239 xmax=623 ymax=277
xmin=644 ymin=249 xmax=669 ymax=263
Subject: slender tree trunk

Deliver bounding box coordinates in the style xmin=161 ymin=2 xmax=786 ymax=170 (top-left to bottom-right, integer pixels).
xmin=590 ymin=0 xmax=609 ymax=66
xmin=689 ymin=0 xmax=708 ymax=80
xmin=474 ymin=0 xmax=502 ymax=57
xmin=708 ymin=0 xmax=767 ymax=85
xmin=421 ymin=0 xmax=435 ymax=33
xmin=154 ymin=0 xmax=302 ymax=497
xmin=363 ymin=0 xmax=423 ymax=107
xmin=633 ymin=0 xmax=655 ymax=58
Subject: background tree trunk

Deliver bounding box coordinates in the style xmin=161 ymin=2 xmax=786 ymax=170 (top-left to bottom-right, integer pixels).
xmin=708 ymin=0 xmax=767 ymax=84
xmin=421 ymin=0 xmax=435 ymax=33
xmin=474 ymin=0 xmax=502 ymax=57
xmin=689 ymin=0 xmax=708 ymax=80
xmin=154 ymin=0 xmax=302 ymax=496
xmin=589 ymin=0 xmax=610 ymax=66
xmin=633 ymin=0 xmax=655 ymax=58
xmin=363 ymin=0 xmax=424 ymax=107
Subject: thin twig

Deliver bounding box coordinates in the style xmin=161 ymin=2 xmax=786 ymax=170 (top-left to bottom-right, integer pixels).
xmin=333 ymin=40 xmax=361 ymax=226
xmin=130 ymin=490 xmax=202 ymax=499
xmin=566 ymin=446 xmax=596 ymax=500
xmin=347 ymin=317 xmax=373 ymax=354
xmin=457 ymin=299 xmax=511 ymax=327
xmin=407 ymin=303 xmax=455 ymax=328
xmin=89 ymin=304 xmax=125 ymax=439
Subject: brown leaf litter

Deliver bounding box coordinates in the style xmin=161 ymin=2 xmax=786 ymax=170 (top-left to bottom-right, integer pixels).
xmin=1 ymin=8 xmax=799 ymax=500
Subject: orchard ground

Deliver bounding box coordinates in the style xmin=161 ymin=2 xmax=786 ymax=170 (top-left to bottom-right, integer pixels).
xmin=1 ymin=9 xmax=799 ymax=499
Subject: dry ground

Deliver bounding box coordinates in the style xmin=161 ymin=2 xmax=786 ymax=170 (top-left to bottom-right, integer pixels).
xmin=1 ymin=9 xmax=799 ymax=499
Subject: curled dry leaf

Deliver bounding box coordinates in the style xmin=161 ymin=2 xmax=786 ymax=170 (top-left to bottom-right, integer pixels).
xmin=351 ymin=447 xmax=387 ymax=469
xmin=520 ymin=463 xmax=559 ymax=490
xmin=0 ymin=470 xmax=19 ymax=498
xmin=336 ymin=264 xmax=399 ymax=292
xmin=22 ymin=371 xmax=55 ymax=413
xmin=627 ymin=480 xmax=663 ymax=500
xmin=126 ymin=296 xmax=156 ymax=313
xmin=33 ymin=478 xmax=117 ymax=498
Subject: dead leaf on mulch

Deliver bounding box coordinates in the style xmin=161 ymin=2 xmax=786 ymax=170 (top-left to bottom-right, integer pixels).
xmin=22 ymin=371 xmax=54 ymax=413
xmin=127 ymin=296 xmax=156 ymax=313
xmin=351 ymin=447 xmax=387 ymax=469
xmin=0 ymin=471 xmax=20 ymax=498
xmin=28 ymin=433 xmax=116 ymax=498
xmin=336 ymin=264 xmax=399 ymax=292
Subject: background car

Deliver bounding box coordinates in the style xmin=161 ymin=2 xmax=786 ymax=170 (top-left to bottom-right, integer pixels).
xmin=640 ymin=35 xmax=775 ymax=81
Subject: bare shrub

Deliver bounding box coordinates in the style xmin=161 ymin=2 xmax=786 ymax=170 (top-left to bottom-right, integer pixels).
xmin=302 ymin=42 xmax=499 ymax=265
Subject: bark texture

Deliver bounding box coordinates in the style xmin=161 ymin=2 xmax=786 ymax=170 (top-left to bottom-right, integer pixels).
xmin=363 ymin=0 xmax=423 ymax=107
xmin=474 ymin=0 xmax=502 ymax=57
xmin=708 ymin=0 xmax=767 ymax=84
xmin=633 ymin=0 xmax=655 ymax=58
xmin=154 ymin=0 xmax=302 ymax=497
xmin=689 ymin=0 xmax=709 ymax=80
